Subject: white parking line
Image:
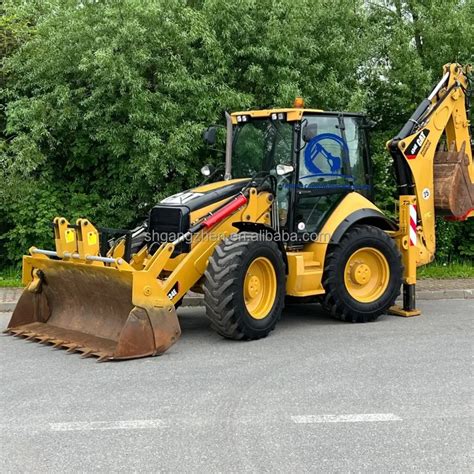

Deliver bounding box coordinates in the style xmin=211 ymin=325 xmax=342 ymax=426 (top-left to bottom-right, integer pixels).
xmin=291 ymin=413 xmax=402 ymax=424
xmin=49 ymin=419 xmax=164 ymax=431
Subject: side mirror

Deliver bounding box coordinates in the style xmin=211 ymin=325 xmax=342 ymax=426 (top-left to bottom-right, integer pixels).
xmin=276 ymin=164 xmax=294 ymax=176
xmin=302 ymin=123 xmax=318 ymax=142
xmin=202 ymin=126 xmax=217 ymax=145
xmin=201 ymin=164 xmax=215 ymax=177
xmin=360 ymin=119 xmax=377 ymax=129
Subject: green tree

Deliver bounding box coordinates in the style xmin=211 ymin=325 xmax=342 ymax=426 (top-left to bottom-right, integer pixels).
xmin=0 ymin=0 xmax=472 ymax=266
xmin=1 ymin=0 xmax=373 ymax=264
xmin=365 ymin=0 xmax=473 ymax=261
xmin=1 ymin=0 xmax=247 ymax=260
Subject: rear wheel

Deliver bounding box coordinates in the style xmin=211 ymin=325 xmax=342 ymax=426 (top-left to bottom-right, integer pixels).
xmin=203 ymin=232 xmax=285 ymax=340
xmin=322 ymin=225 xmax=402 ymax=322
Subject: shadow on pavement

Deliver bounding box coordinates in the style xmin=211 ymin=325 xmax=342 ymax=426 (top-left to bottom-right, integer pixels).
xmin=177 ymin=302 xmax=341 ymax=339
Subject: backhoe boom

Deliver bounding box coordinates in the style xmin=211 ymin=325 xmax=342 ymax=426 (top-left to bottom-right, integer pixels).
xmin=388 ymin=63 xmax=473 ymax=316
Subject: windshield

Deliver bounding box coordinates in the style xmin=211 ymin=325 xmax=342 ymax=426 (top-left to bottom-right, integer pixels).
xmin=232 ymin=119 xmax=293 ymax=178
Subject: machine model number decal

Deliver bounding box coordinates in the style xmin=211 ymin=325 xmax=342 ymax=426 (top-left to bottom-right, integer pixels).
xmin=167 ymin=281 xmax=179 ymax=300
xmin=405 ymin=130 xmax=430 ymax=159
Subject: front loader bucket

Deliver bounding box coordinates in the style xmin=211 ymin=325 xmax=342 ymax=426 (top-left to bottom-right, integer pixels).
xmin=5 ymin=259 xmax=181 ymax=361
xmin=434 ymin=149 xmax=474 ymax=219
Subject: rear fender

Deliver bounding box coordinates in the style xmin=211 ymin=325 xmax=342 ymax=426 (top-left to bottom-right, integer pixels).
xmin=329 ymin=209 xmax=397 ymax=244
xmin=307 ymin=192 xmax=392 ymax=271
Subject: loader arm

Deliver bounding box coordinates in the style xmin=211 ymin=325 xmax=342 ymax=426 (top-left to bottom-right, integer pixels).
xmin=5 ymin=187 xmax=272 ymax=360
xmin=388 ymin=63 xmax=473 ymax=263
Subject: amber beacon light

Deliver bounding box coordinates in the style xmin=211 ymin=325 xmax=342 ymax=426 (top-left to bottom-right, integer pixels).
xmin=293 ymin=97 xmax=305 ymax=108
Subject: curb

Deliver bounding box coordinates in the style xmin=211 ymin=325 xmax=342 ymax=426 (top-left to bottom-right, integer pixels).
xmin=1 ymin=289 xmax=472 ymax=313
xmin=412 ymin=289 xmax=473 ymax=301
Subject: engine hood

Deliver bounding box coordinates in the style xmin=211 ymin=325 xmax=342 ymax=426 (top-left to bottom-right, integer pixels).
xmin=160 ymin=179 xmax=249 ymax=212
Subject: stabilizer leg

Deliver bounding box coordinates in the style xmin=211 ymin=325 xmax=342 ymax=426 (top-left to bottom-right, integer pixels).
xmin=389 ymin=283 xmax=421 ymax=317
xmin=389 ymin=196 xmax=421 ymax=317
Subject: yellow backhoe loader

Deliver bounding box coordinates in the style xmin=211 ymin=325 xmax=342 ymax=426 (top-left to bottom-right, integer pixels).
xmin=5 ymin=63 xmax=473 ymax=360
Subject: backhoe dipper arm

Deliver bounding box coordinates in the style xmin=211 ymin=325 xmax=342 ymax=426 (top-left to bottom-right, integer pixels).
xmin=388 ymin=63 xmax=473 ymax=261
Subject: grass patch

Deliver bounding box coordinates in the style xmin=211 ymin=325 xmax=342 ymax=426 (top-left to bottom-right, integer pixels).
xmin=418 ymin=261 xmax=474 ymax=279
xmin=0 ymin=267 xmax=22 ymax=287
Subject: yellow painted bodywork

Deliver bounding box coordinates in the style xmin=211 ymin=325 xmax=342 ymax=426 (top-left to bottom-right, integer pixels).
xmin=34 ymin=190 xmax=379 ymax=305
xmin=285 ymin=252 xmax=322 ymax=297
xmin=231 ymin=108 xmax=324 ymax=124
xmin=24 ymin=189 xmax=273 ymax=310
xmin=285 ymin=192 xmax=384 ymax=297
xmin=392 ymin=195 xmax=418 ymax=285
xmin=388 ymin=305 xmax=421 ymax=317
xmin=191 ymin=178 xmax=248 ymax=193
xmin=189 ymin=180 xmax=248 ymax=223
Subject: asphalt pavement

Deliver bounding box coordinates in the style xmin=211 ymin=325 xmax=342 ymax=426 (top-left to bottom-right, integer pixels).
xmin=1 ymin=300 xmax=472 ymax=472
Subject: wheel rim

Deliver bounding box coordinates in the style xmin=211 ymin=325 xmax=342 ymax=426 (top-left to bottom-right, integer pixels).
xmin=244 ymin=257 xmax=277 ymax=319
xmin=344 ymin=247 xmax=390 ymax=303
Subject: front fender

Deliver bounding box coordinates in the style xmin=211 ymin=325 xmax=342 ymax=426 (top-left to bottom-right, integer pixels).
xmin=232 ymin=221 xmax=288 ymax=272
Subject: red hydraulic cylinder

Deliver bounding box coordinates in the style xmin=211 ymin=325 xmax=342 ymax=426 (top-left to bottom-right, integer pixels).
xmin=202 ymin=194 xmax=248 ymax=229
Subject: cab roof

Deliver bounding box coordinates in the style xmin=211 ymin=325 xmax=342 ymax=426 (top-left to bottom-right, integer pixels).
xmin=230 ymin=108 xmax=365 ymax=124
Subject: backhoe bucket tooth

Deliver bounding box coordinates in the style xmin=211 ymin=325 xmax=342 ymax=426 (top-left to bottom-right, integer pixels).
xmin=6 ymin=258 xmax=181 ymax=360
xmin=434 ymin=149 xmax=474 ymax=219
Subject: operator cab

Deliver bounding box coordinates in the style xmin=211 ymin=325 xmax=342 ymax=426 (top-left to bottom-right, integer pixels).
xmin=229 ymin=106 xmax=373 ymax=239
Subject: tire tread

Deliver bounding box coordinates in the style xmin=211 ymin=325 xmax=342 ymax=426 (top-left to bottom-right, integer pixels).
xmin=203 ymin=232 xmax=285 ymax=339
xmin=322 ymin=225 xmax=402 ymax=323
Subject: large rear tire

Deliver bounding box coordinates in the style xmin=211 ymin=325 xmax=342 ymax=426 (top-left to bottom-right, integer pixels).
xmin=203 ymin=232 xmax=285 ymax=340
xmin=322 ymin=225 xmax=402 ymax=322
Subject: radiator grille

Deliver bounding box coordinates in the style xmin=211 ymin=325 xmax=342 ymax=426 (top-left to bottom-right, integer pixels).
xmin=148 ymin=205 xmax=190 ymax=255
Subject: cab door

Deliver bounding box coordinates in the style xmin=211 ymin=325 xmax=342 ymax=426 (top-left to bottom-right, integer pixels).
xmin=292 ymin=113 xmax=371 ymax=237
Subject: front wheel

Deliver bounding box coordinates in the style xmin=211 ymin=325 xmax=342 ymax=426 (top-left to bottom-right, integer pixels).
xmin=322 ymin=225 xmax=402 ymax=322
xmin=203 ymin=232 xmax=286 ymax=340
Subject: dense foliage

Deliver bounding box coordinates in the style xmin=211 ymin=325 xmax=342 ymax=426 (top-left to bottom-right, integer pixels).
xmin=1 ymin=0 xmax=473 ymax=265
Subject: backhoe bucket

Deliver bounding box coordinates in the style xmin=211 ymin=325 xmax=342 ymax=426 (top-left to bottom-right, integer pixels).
xmin=434 ymin=149 xmax=474 ymax=219
xmin=5 ymin=258 xmax=181 ymax=361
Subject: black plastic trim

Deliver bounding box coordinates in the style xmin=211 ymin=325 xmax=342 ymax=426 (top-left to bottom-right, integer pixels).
xmin=329 ymin=209 xmax=397 ymax=244
xmin=232 ymin=222 xmax=288 ymax=272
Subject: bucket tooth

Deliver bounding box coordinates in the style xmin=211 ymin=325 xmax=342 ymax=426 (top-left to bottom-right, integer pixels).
xmin=80 ymin=349 xmax=94 ymax=359
xmin=39 ymin=337 xmax=52 ymax=344
xmin=66 ymin=344 xmax=81 ymax=353
xmin=96 ymin=353 xmax=110 ymax=362
xmin=25 ymin=333 xmax=38 ymax=341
